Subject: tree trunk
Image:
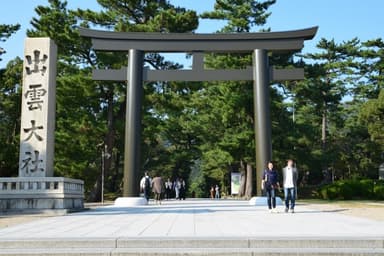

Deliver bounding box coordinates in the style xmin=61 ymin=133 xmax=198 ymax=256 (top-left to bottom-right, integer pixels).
xmin=321 ymin=104 xmax=329 ymax=183
xmin=321 ymin=107 xmax=327 ymax=151
xmin=245 ymin=163 xmax=253 ymax=199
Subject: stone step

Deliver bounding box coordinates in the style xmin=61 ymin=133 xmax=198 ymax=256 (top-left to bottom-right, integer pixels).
xmin=117 ymin=237 xmax=384 ymax=249
xmin=0 ymin=247 xmax=383 ymax=256
xmin=0 ymin=237 xmax=383 ymax=249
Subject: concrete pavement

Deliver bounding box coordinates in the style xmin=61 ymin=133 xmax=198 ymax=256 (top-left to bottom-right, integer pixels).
xmin=0 ymin=199 xmax=383 ymax=255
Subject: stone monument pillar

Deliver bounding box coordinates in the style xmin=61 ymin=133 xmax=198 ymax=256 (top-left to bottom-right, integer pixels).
xmin=0 ymin=38 xmax=84 ymax=212
xmin=19 ymin=38 xmax=56 ymax=178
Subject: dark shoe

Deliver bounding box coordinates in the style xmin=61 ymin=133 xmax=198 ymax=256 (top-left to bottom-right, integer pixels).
xmin=285 ymin=208 xmax=289 ymax=213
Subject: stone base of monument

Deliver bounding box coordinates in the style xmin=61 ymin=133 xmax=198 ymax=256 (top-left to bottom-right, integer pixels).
xmin=0 ymin=177 xmax=84 ymax=212
xmin=114 ymin=197 xmax=148 ymax=206
xmin=248 ymin=196 xmax=283 ymax=206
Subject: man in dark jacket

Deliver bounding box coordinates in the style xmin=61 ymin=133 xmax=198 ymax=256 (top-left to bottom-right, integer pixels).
xmin=261 ymin=161 xmax=280 ymax=213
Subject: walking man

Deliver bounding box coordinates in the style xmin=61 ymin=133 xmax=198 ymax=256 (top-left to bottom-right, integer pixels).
xmin=282 ymin=159 xmax=298 ymax=213
xmin=261 ymin=161 xmax=280 ymax=213
xmin=164 ymin=178 xmax=173 ymax=200
xmin=140 ymin=172 xmax=151 ymax=203
xmin=215 ymin=185 xmax=220 ymax=199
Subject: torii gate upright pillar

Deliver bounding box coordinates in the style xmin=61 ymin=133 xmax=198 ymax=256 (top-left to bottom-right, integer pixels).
xmin=124 ymin=49 xmax=144 ymax=197
xmin=253 ymin=49 xmax=272 ymax=196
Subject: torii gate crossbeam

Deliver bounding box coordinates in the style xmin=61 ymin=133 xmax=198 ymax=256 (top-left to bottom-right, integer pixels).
xmin=80 ymin=27 xmax=317 ymax=197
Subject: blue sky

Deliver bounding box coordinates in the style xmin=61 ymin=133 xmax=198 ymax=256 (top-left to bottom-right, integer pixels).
xmin=1 ymin=0 xmax=383 ymax=68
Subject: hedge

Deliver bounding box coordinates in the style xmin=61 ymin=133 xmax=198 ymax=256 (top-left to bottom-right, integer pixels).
xmin=319 ymin=179 xmax=384 ymax=200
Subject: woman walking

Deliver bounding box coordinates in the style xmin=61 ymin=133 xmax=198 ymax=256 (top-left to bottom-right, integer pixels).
xmin=152 ymin=176 xmax=164 ymax=205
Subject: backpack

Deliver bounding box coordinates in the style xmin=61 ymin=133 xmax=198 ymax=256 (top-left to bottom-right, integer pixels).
xmin=144 ymin=177 xmax=150 ymax=188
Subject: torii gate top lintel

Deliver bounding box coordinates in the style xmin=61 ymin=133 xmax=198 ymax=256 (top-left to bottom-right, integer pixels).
xmin=79 ymin=26 xmax=318 ymax=52
xmin=79 ymin=27 xmax=318 ymax=82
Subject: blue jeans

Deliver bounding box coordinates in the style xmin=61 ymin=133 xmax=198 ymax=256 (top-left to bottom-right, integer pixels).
xmin=266 ymin=187 xmax=276 ymax=209
xmin=284 ymin=187 xmax=296 ymax=209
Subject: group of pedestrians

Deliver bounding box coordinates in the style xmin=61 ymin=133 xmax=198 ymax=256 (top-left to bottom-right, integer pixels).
xmin=261 ymin=159 xmax=298 ymax=213
xmin=209 ymin=185 xmax=220 ymax=199
xmin=165 ymin=177 xmax=186 ymax=200
xmin=140 ymin=159 xmax=298 ymax=212
xmin=140 ymin=173 xmax=186 ymax=204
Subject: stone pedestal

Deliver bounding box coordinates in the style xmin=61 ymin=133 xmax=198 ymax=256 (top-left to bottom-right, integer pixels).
xmin=0 ymin=177 xmax=84 ymax=211
xmin=114 ymin=197 xmax=148 ymax=207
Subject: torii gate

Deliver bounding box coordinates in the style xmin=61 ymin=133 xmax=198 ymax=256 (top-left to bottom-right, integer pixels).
xmin=80 ymin=27 xmax=317 ymax=197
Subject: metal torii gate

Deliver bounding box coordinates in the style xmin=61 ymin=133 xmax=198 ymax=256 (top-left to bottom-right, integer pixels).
xmin=80 ymin=27 xmax=317 ymax=197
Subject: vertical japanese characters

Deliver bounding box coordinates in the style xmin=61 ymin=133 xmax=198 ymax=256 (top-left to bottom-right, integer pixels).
xmin=19 ymin=38 xmax=57 ymax=177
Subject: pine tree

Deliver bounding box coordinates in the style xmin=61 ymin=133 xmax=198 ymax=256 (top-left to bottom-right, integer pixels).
xmin=0 ymin=24 xmax=20 ymax=62
xmin=0 ymin=23 xmax=21 ymax=177
xmin=293 ymin=38 xmax=360 ymax=183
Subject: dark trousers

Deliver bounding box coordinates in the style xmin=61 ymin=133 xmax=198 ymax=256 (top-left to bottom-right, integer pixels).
xmin=179 ymin=187 xmax=186 ymax=200
xmin=266 ymin=187 xmax=276 ymax=209
xmin=165 ymin=188 xmax=171 ymax=200
xmin=144 ymin=188 xmax=150 ymax=202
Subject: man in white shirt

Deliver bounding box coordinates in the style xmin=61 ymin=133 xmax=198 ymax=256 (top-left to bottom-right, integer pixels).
xmin=282 ymin=159 xmax=298 ymax=213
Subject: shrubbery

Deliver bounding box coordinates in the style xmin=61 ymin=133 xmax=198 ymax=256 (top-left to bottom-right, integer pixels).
xmin=319 ymin=179 xmax=384 ymax=200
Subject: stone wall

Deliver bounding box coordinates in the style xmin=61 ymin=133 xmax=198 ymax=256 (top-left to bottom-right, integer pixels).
xmin=0 ymin=177 xmax=84 ymax=211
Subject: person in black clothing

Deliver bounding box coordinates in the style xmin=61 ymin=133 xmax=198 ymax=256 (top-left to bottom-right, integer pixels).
xmin=261 ymin=161 xmax=280 ymax=213
xmin=179 ymin=178 xmax=186 ymax=200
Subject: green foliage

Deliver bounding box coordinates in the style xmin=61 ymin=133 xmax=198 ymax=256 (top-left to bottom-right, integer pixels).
xmin=318 ymin=178 xmax=382 ymax=200
xmin=0 ymin=23 xmax=21 ymax=176
xmin=201 ymin=0 xmax=276 ymax=32
xmin=0 ymin=58 xmax=22 ymax=177
xmin=187 ymin=160 xmax=207 ymax=198
xmin=0 ymin=23 xmax=20 ymax=62
xmin=286 ymin=38 xmax=382 ymax=184
xmin=374 ymin=180 xmax=384 ymax=200
xmin=355 ymin=38 xmax=384 ymax=100
xmin=359 ymin=89 xmax=384 ymax=148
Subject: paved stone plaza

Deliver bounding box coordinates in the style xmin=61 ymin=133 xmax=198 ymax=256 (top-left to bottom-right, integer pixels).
xmin=0 ymin=199 xmax=383 ymax=255
xmin=0 ymin=199 xmax=383 ymax=238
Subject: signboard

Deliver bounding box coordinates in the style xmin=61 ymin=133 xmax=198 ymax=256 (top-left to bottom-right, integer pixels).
xmin=231 ymin=172 xmax=241 ymax=195
xmin=379 ymin=163 xmax=384 ymax=180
